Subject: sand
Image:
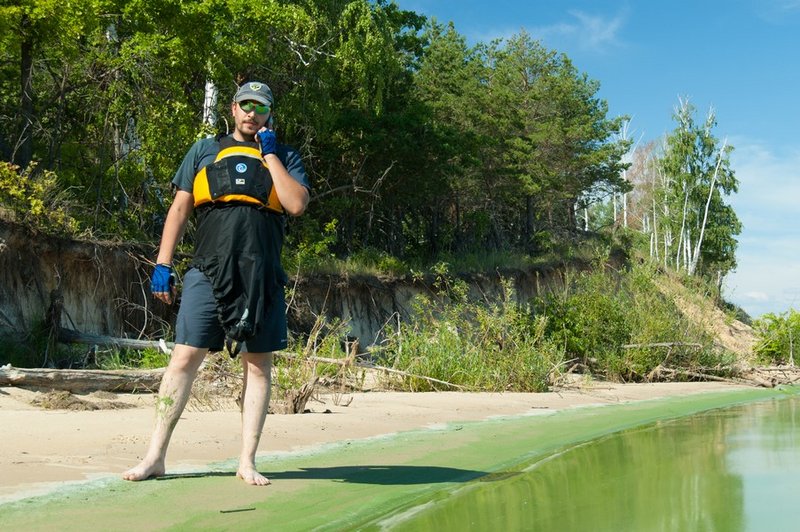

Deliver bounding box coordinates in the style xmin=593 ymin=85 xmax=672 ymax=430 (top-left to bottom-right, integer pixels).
xmin=0 ymin=380 xmax=753 ymax=504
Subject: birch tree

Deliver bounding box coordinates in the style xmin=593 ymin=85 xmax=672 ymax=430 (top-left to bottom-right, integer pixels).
xmin=657 ymin=99 xmax=740 ymax=278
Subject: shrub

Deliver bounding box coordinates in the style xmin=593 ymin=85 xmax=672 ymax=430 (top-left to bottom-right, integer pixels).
xmin=753 ymin=310 xmax=800 ymax=365
xmin=536 ymin=270 xmax=630 ymax=377
xmin=379 ymin=276 xmax=563 ymax=392
xmin=0 ymin=162 xmax=80 ymax=235
xmin=535 ymin=264 xmax=723 ymax=381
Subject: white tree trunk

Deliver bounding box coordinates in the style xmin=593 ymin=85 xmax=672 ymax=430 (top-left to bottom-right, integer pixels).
xmin=623 ymin=191 xmax=628 ymax=228
xmin=203 ymin=79 xmax=218 ymax=133
xmin=683 ymin=229 xmax=692 ymax=273
xmin=675 ymin=185 xmax=690 ymax=271
xmin=617 ymin=120 xmax=639 ymax=230
xmin=688 ymin=138 xmax=727 ymax=276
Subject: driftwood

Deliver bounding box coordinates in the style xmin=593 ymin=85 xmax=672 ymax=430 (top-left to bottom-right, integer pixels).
xmin=740 ymin=366 xmax=800 ymax=388
xmin=622 ymin=342 xmax=702 ymax=349
xmin=272 ymin=378 xmax=320 ymax=414
xmin=0 ymin=366 xmax=164 ymax=393
xmin=648 ymin=365 xmax=775 ymax=388
xmin=274 ymin=351 xmax=469 ymax=391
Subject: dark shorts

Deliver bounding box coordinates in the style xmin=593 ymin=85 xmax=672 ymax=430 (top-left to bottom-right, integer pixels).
xmin=175 ymin=268 xmax=288 ymax=353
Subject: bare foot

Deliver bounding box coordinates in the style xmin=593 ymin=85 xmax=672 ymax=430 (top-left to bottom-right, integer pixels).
xmin=237 ymin=465 xmax=271 ymax=486
xmin=122 ymin=458 xmax=165 ymax=481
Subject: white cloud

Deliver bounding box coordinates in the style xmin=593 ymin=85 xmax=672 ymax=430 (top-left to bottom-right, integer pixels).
xmin=743 ymin=291 xmax=769 ymax=301
xmin=753 ymin=1 xmax=800 ymax=25
xmin=729 ymin=139 xmax=800 ymax=239
xmin=526 ymin=9 xmax=628 ymax=52
xmin=568 ymin=10 xmax=627 ymax=48
xmin=723 ymin=137 xmax=800 ymax=317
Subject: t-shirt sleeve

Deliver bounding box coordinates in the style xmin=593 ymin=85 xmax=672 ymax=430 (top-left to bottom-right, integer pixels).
xmin=277 ymin=145 xmax=311 ymax=192
xmin=171 ymin=138 xmax=216 ymax=192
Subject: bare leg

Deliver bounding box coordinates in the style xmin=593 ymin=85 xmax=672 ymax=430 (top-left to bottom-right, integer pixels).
xmin=122 ymin=344 xmax=208 ymax=481
xmin=236 ymin=351 xmax=273 ymax=486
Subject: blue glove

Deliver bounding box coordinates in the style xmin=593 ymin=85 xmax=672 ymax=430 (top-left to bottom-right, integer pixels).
xmin=151 ymin=264 xmax=175 ymax=294
xmin=256 ymin=128 xmax=276 ymax=156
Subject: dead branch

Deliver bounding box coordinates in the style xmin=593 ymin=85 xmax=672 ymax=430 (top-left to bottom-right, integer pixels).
xmin=274 ymin=351 xmax=468 ymax=391
xmin=58 ymin=328 xmax=174 ymax=352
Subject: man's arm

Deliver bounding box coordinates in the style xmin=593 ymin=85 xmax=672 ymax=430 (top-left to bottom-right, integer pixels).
xmin=153 ymin=190 xmax=194 ymax=304
xmin=256 ymin=128 xmax=309 ymax=216
xmin=264 ymin=153 xmax=309 ymax=216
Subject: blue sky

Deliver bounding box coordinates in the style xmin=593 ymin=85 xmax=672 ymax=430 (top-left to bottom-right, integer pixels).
xmin=400 ymin=0 xmax=800 ymax=318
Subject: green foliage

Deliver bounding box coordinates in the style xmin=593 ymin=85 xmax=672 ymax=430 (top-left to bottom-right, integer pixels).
xmin=753 ymin=310 xmax=800 ymax=365
xmin=1 ymin=0 xmax=635 ymax=257
xmin=538 ymin=271 xmax=630 ymax=376
xmin=140 ymin=347 xmax=170 ymax=369
xmin=284 ymin=218 xmax=338 ymax=272
xmin=95 ymin=346 xmax=169 ymax=370
xmin=535 ymin=264 xmax=722 ymax=381
xmin=380 ymin=276 xmax=563 ymax=392
xmin=0 ymin=162 xmax=80 ymax=234
xmin=344 ymin=247 xmax=410 ymax=276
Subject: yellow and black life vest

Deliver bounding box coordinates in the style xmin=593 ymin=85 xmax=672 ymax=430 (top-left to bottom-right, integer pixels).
xmin=193 ymin=141 xmax=284 ymax=214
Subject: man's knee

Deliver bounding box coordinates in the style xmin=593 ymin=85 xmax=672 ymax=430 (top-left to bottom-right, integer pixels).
xmin=243 ymin=352 xmax=273 ymax=377
xmin=168 ymin=345 xmax=208 ymax=372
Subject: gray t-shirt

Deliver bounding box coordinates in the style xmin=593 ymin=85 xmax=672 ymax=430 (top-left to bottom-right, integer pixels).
xmin=171 ymin=135 xmax=310 ymax=194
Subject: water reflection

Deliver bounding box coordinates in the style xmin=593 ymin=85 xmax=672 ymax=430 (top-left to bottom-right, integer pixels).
xmin=388 ymin=396 xmax=800 ymax=531
xmin=727 ymin=397 xmax=800 ymax=530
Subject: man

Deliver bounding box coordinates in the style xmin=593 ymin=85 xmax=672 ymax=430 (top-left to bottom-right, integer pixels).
xmin=123 ymin=81 xmax=310 ymax=486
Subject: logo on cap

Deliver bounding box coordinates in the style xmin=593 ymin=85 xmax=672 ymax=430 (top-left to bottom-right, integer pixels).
xmin=235 ymin=163 xmax=247 ymax=173
xmin=249 ymin=83 xmax=262 ymax=91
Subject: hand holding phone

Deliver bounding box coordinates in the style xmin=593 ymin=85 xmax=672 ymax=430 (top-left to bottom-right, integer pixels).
xmin=256 ymin=127 xmax=276 ymax=155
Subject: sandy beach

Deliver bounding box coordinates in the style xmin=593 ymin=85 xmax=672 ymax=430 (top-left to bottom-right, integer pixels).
xmin=0 ymin=380 xmax=751 ymax=503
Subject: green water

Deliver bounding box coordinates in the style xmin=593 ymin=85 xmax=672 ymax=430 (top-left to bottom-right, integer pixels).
xmin=385 ymin=396 xmax=800 ymax=531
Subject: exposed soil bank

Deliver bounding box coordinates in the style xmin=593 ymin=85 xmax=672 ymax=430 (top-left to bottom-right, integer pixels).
xmin=0 ymin=220 xmax=575 ymax=350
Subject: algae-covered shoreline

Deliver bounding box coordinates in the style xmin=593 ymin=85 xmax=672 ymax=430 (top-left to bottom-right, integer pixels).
xmin=1 ymin=384 xmax=794 ymax=530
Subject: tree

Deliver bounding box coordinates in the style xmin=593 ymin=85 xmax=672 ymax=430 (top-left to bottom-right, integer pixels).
xmin=411 ymin=20 xmax=484 ymax=253
xmin=656 ymin=99 xmax=740 ymax=279
xmin=474 ymin=31 xmax=630 ymax=249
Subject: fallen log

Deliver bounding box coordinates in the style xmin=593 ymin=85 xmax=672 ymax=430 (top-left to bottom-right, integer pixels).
xmin=58 ymin=328 xmax=174 ymax=353
xmin=0 ymin=366 xmax=165 ymax=393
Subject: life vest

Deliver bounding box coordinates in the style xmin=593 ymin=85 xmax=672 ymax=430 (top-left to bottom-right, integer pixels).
xmin=193 ymin=138 xmax=284 ymax=214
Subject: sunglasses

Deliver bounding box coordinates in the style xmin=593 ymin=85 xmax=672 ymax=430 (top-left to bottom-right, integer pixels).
xmin=239 ymin=101 xmax=270 ymax=115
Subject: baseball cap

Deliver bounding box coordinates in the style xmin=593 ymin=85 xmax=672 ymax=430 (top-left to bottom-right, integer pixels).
xmin=234 ymin=81 xmax=274 ymax=106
